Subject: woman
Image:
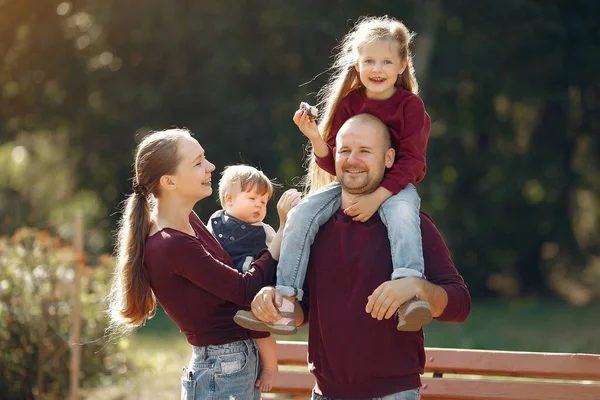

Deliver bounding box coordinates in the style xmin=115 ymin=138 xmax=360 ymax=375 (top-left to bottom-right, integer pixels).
xmin=107 ymin=128 xmax=298 ymax=399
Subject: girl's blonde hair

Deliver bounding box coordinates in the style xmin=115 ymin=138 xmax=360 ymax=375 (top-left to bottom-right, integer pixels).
xmin=305 ymin=15 xmax=419 ymax=193
xmin=218 ymin=165 xmax=274 ymax=208
xmin=107 ymin=128 xmax=190 ymax=333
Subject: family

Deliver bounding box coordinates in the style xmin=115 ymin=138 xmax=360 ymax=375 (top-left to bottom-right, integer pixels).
xmin=107 ymin=16 xmax=471 ymax=400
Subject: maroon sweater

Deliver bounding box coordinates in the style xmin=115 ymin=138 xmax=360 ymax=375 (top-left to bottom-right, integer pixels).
xmin=316 ymin=87 xmax=430 ymax=194
xmin=301 ymin=211 xmax=470 ymax=399
xmin=144 ymin=212 xmax=275 ymax=346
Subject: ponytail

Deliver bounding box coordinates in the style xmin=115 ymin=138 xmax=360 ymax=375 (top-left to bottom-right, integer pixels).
xmin=108 ymin=192 xmax=155 ymax=333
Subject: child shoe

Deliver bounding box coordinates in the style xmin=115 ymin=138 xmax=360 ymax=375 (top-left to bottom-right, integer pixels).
xmin=396 ymin=298 xmax=432 ymax=331
xmin=233 ymin=297 xmax=297 ymax=335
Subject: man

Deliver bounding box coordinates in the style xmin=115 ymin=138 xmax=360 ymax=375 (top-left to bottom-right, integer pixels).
xmin=252 ymin=114 xmax=471 ymax=399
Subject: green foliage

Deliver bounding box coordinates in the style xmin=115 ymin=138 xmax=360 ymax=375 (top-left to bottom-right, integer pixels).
xmin=0 ymin=228 xmax=130 ymax=399
xmin=0 ymin=0 xmax=598 ymax=299
xmin=420 ymin=1 xmax=600 ymax=296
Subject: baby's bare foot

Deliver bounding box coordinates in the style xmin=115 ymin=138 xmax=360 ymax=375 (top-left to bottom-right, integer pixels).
xmin=255 ymin=368 xmax=278 ymax=392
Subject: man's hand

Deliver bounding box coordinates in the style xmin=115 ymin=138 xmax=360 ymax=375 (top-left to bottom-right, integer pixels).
xmin=343 ymin=191 xmax=384 ymax=222
xmin=365 ymin=277 xmax=423 ymax=320
xmin=277 ymin=189 xmax=302 ymax=227
xmin=251 ymin=286 xmax=283 ymax=323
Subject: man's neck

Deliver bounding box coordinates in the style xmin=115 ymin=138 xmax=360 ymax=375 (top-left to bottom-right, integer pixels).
xmin=340 ymin=191 xmax=362 ymax=209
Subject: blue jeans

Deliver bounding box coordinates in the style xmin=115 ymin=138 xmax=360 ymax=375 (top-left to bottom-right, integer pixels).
xmin=181 ymin=339 xmax=261 ymax=400
xmin=312 ymin=387 xmax=420 ymax=400
xmin=276 ymin=182 xmax=424 ymax=301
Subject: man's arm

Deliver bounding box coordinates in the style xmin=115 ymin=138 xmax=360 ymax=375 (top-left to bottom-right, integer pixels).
xmin=365 ymin=213 xmax=470 ymax=322
xmin=415 ymin=279 xmax=448 ymax=318
xmin=419 ymin=213 xmax=471 ymax=323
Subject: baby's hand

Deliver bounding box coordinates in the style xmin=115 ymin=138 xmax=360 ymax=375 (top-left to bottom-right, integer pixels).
xmin=293 ymin=103 xmax=320 ymax=142
xmin=277 ymin=189 xmax=302 ymax=226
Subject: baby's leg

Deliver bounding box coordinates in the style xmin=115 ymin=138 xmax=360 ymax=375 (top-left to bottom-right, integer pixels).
xmin=254 ymin=336 xmax=278 ymax=392
xmin=234 ymin=183 xmax=341 ymax=335
xmin=276 ymin=182 xmax=342 ymax=301
xmin=379 ymin=184 xmax=431 ymax=331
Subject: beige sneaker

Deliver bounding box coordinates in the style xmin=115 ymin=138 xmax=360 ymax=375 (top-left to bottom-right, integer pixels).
xmin=233 ymin=310 xmax=297 ymax=335
xmin=396 ymin=298 xmax=432 ymax=331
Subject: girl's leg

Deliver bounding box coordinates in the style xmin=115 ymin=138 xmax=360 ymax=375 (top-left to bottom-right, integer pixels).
xmin=378 ymin=184 xmax=431 ymax=331
xmin=378 ymin=183 xmax=424 ymax=279
xmin=275 ymin=182 xmax=342 ymax=301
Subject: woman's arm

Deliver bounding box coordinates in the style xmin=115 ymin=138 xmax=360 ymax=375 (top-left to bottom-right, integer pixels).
xmin=365 ymin=214 xmax=471 ymax=322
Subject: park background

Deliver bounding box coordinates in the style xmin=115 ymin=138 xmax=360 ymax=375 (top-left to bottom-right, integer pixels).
xmin=0 ymin=0 xmax=599 ymax=399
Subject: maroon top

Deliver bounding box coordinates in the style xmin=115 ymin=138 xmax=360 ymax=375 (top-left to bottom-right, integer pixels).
xmin=316 ymin=87 xmax=430 ymax=194
xmin=144 ymin=212 xmax=275 ymax=347
xmin=301 ymin=211 xmax=470 ymax=398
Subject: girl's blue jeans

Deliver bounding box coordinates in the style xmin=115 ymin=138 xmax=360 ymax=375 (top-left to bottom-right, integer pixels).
xmin=276 ymin=182 xmax=424 ymax=301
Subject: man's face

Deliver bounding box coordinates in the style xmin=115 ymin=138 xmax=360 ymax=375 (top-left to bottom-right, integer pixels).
xmin=334 ymin=118 xmax=395 ymax=195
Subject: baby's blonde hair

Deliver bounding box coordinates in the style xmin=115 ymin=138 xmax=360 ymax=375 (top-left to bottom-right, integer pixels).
xmin=305 ymin=16 xmax=419 ymax=193
xmin=218 ymin=165 xmax=274 ymax=208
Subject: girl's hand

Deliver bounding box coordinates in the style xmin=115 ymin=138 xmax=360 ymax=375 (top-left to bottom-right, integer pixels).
xmin=277 ymin=189 xmax=302 ymax=226
xmin=293 ymin=107 xmax=321 ymax=142
xmin=343 ymin=192 xmax=384 ymax=222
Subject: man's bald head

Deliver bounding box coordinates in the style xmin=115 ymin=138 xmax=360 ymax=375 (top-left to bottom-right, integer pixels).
xmin=336 ymin=114 xmax=392 ymax=151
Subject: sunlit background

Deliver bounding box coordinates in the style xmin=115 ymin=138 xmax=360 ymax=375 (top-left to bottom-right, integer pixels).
xmin=1 ymin=0 xmax=599 ymax=399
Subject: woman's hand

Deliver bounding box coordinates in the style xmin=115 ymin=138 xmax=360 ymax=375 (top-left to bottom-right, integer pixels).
xmin=251 ymin=286 xmax=283 ymax=323
xmin=277 ymin=189 xmax=302 ymax=227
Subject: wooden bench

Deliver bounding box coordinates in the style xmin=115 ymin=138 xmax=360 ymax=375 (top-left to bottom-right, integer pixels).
xmin=272 ymin=341 xmax=600 ymax=400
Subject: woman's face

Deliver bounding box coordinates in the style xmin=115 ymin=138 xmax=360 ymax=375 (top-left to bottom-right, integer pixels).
xmin=170 ymin=136 xmax=215 ymax=202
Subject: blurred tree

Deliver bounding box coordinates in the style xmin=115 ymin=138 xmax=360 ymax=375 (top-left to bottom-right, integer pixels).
xmin=422 ymin=0 xmax=600 ymax=297
xmin=0 ymin=0 xmax=598 ymax=300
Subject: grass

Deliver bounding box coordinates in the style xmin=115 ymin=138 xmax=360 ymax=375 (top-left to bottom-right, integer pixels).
xmin=424 ymin=299 xmax=600 ymax=353
xmin=83 ymin=299 xmax=600 ymax=399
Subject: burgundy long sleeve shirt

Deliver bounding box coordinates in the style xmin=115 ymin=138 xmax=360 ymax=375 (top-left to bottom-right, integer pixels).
xmin=301 ymin=211 xmax=470 ymax=399
xmin=316 ymin=87 xmax=431 ymax=194
xmin=144 ymin=212 xmax=275 ymax=347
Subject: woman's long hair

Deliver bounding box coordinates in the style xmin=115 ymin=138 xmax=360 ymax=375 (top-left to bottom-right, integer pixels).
xmin=107 ymin=128 xmax=190 ymax=334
